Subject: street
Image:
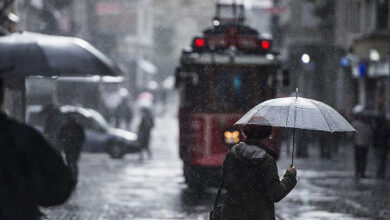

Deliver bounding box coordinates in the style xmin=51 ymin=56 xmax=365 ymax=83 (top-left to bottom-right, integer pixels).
xmin=44 ymin=104 xmax=390 ymax=220
xmin=2 ymin=1 xmax=390 ymax=220
xmin=45 ymin=105 xmax=213 ymax=220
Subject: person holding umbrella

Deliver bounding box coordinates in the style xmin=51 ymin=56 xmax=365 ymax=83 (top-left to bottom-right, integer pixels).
xmin=211 ymin=89 xmax=355 ymax=220
xmin=221 ymin=124 xmax=297 ymax=220
xmin=0 ymin=79 xmax=75 ymax=219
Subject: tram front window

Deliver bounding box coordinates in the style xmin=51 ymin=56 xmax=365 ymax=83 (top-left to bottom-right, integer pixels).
xmin=181 ymin=65 xmax=272 ymax=113
xmin=209 ymin=66 xmax=268 ymax=112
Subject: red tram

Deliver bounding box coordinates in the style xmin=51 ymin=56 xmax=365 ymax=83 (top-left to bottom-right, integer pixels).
xmin=175 ymin=3 xmax=283 ymax=187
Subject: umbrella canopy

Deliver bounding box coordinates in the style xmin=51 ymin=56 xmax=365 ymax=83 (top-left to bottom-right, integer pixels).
xmin=235 ymin=97 xmax=355 ymax=132
xmin=0 ymin=31 xmax=121 ymax=77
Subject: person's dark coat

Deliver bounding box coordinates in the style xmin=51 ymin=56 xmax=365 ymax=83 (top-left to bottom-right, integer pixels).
xmin=222 ymin=141 xmax=297 ymax=220
xmin=115 ymin=99 xmax=133 ymax=128
xmin=373 ymin=116 xmax=390 ymax=150
xmin=58 ymin=118 xmax=85 ymax=158
xmin=43 ymin=105 xmax=62 ymax=151
xmin=58 ymin=118 xmax=85 ymax=180
xmin=138 ymin=108 xmax=154 ymax=149
xmin=0 ymin=112 xmax=75 ymax=220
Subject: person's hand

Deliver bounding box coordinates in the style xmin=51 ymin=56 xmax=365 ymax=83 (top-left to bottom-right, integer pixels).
xmin=287 ymin=165 xmax=297 ymax=177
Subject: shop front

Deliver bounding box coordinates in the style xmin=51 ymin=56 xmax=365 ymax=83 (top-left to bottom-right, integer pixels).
xmin=352 ymin=33 xmax=390 ymax=117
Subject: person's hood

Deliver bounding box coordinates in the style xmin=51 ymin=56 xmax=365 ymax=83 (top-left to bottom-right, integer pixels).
xmin=231 ymin=142 xmax=268 ymax=166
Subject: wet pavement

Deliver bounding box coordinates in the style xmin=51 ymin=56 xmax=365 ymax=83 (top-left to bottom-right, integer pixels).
xmin=277 ymin=145 xmax=390 ymax=220
xmin=45 ymin=104 xmax=390 ymax=220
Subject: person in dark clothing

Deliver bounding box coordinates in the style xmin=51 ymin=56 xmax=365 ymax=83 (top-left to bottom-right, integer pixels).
xmin=373 ymin=115 xmax=390 ymax=179
xmin=351 ymin=115 xmax=373 ymax=179
xmin=57 ymin=115 xmax=85 ymax=181
xmin=115 ymin=99 xmax=133 ymax=130
xmin=138 ymin=107 xmax=154 ymax=159
xmin=42 ymin=104 xmax=63 ymax=152
xmin=0 ymin=79 xmax=75 ymax=220
xmin=222 ymin=125 xmax=297 ymax=220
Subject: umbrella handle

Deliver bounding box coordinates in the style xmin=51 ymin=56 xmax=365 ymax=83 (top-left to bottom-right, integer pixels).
xmin=292 ymin=87 xmax=298 ymax=166
xmin=291 ymin=127 xmax=296 ymax=166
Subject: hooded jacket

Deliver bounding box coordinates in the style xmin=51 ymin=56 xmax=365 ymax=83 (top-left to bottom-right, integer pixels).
xmin=221 ymin=140 xmax=296 ymax=220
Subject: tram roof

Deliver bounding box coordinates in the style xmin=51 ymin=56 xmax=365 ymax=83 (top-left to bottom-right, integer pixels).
xmin=180 ymin=52 xmax=281 ymax=66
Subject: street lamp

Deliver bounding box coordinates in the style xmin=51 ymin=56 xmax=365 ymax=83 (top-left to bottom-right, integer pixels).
xmin=369 ymin=49 xmax=380 ymax=61
xmin=301 ymin=54 xmax=310 ymax=64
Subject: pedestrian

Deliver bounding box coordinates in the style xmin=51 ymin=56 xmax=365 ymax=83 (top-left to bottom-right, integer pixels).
xmin=42 ymin=103 xmax=63 ymax=151
xmin=137 ymin=107 xmax=154 ymax=159
xmin=57 ymin=114 xmax=85 ymax=182
xmin=115 ymin=98 xmax=133 ymax=130
xmin=0 ymin=78 xmax=75 ymax=220
xmin=221 ymin=125 xmax=297 ymax=220
xmin=373 ymin=114 xmax=390 ymax=179
xmin=351 ymin=114 xmax=373 ymax=179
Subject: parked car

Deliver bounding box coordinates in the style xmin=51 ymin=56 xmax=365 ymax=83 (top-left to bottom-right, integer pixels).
xmin=27 ymin=105 xmax=140 ymax=158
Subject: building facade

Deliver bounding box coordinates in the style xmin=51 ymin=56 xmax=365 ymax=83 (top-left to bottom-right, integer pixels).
xmin=277 ymin=0 xmax=362 ymax=157
xmin=350 ymin=0 xmax=390 ymax=116
xmin=278 ymin=0 xmax=365 ymax=115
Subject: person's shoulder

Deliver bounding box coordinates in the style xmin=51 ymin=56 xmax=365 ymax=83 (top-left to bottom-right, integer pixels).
xmin=5 ymin=116 xmax=43 ymax=137
xmin=232 ymin=142 xmax=270 ymax=166
xmin=262 ymin=152 xmax=276 ymax=165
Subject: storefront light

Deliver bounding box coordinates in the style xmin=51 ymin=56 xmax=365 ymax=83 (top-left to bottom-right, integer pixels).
xmin=369 ymin=49 xmax=380 ymax=62
xmin=301 ymin=54 xmax=310 ymax=64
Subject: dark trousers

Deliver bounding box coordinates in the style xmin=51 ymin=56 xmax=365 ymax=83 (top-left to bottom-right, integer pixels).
xmin=354 ymin=145 xmax=368 ymax=178
xmin=375 ymin=147 xmax=389 ymax=179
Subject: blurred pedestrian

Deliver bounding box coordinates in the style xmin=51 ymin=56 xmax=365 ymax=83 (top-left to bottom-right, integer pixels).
xmin=373 ymin=114 xmax=390 ymax=179
xmin=0 ymin=78 xmax=75 ymax=220
xmin=57 ymin=115 xmax=85 ymax=182
xmin=138 ymin=107 xmax=154 ymax=159
xmin=351 ymin=114 xmax=373 ymax=179
xmin=42 ymin=104 xmax=63 ymax=151
xmin=220 ymin=125 xmax=297 ymax=220
xmin=115 ymin=98 xmax=133 ymax=130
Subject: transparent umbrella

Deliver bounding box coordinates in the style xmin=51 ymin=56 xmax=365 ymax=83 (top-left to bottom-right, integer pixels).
xmin=235 ymin=89 xmax=356 ymax=165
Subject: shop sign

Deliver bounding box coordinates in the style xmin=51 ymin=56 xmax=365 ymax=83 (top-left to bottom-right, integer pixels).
xmin=368 ymin=58 xmax=389 ymax=77
xmin=352 ymin=62 xmax=367 ymax=78
xmin=352 ymin=59 xmax=389 ymax=78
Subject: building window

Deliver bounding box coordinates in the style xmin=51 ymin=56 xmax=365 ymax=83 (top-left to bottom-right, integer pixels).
xmin=348 ymin=0 xmax=361 ymax=33
xmin=377 ymin=0 xmax=389 ymax=30
xmin=365 ymin=0 xmax=377 ymax=32
xmin=364 ymin=0 xmax=390 ymax=33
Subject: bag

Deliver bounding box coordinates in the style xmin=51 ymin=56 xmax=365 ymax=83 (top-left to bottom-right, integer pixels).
xmin=209 ymin=150 xmax=230 ymax=220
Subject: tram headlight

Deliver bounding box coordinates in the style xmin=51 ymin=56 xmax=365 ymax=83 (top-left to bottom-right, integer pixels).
xmin=223 ymin=130 xmax=240 ymax=145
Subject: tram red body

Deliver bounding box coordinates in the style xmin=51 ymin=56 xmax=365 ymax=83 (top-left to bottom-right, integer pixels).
xmin=179 ymin=109 xmax=282 ymax=167
xmin=175 ymin=3 xmax=283 ymax=186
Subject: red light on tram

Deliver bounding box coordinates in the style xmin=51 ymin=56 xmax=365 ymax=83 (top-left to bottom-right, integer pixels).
xmin=195 ymin=38 xmax=205 ymax=47
xmin=261 ymin=40 xmax=270 ymax=49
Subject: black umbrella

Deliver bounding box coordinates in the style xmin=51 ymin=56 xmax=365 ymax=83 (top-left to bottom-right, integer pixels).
xmin=0 ymin=31 xmax=122 ymax=77
xmin=0 ymin=31 xmax=122 ymax=122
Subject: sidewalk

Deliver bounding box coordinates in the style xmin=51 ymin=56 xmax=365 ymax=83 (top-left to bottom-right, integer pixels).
xmin=276 ymin=142 xmax=390 ymax=219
